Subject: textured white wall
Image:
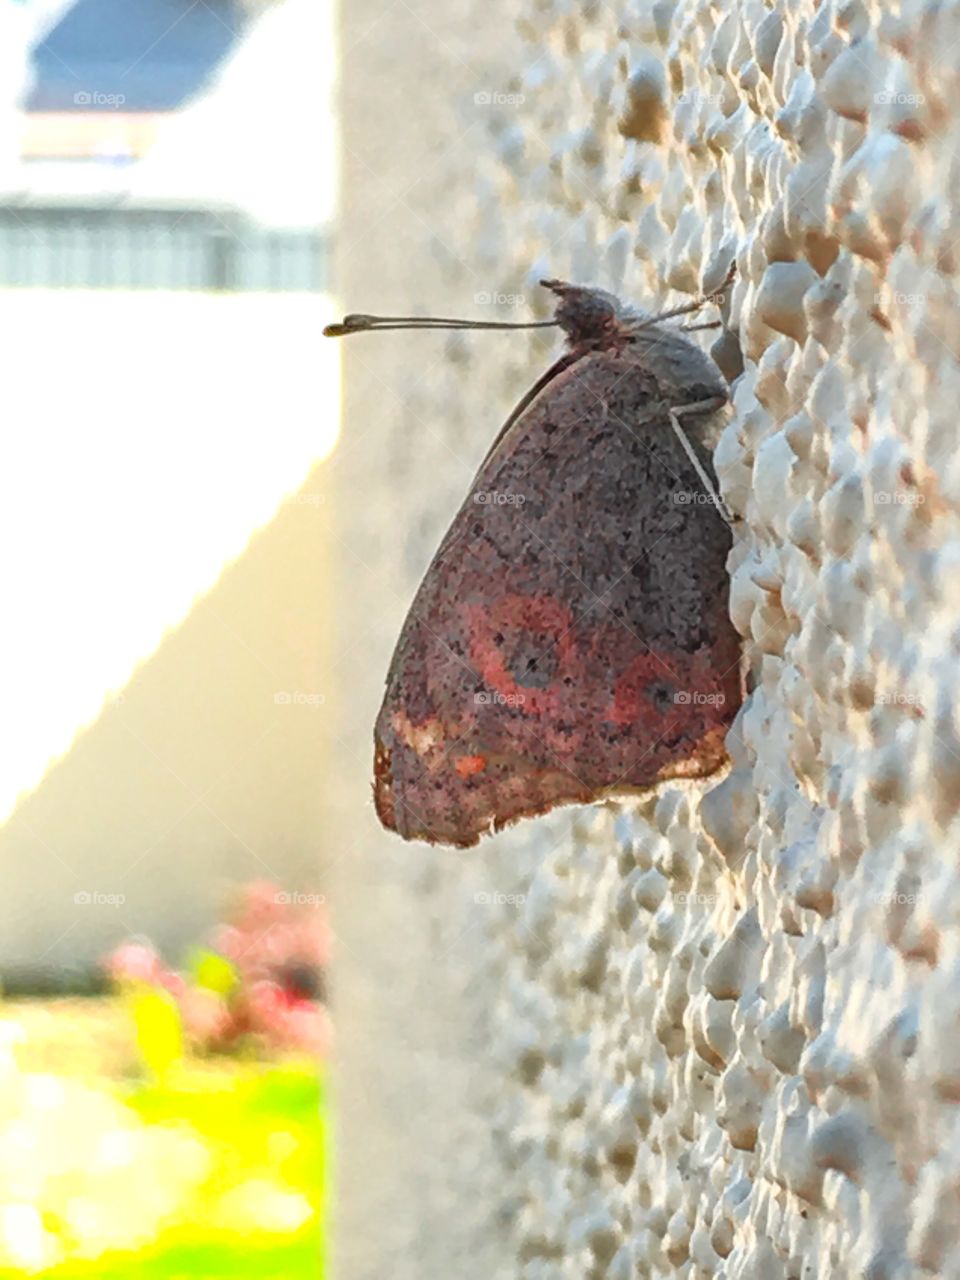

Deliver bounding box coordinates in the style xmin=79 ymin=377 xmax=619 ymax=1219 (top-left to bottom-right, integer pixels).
xmin=335 ymin=0 xmax=960 ymax=1277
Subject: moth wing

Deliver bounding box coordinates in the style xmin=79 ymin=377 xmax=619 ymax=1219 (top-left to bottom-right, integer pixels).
xmin=374 ymin=346 xmax=741 ymax=847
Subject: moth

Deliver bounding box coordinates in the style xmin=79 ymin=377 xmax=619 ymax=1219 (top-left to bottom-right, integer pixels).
xmin=325 ymin=275 xmax=743 ymax=847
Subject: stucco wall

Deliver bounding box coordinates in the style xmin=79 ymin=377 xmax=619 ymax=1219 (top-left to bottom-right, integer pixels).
xmin=333 ymin=0 xmax=960 ymax=1277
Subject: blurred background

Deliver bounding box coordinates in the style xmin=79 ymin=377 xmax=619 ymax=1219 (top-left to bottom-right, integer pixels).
xmin=0 ymin=0 xmax=336 ymax=1273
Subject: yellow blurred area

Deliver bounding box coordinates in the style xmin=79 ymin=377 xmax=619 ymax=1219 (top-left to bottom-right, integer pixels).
xmin=0 ymin=1009 xmax=323 ymax=1273
xmin=20 ymin=113 xmax=162 ymax=160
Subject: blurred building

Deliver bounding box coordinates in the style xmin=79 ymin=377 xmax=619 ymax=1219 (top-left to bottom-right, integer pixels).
xmin=27 ymin=0 xmax=246 ymax=112
xmin=4 ymin=0 xmax=331 ymax=225
xmin=0 ymin=0 xmax=338 ymax=983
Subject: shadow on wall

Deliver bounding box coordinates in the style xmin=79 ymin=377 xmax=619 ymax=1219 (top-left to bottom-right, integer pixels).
xmin=0 ymin=463 xmax=337 ymax=989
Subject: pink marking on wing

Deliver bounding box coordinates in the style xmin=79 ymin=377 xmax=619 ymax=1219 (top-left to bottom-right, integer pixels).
xmin=463 ymin=594 xmax=579 ymax=717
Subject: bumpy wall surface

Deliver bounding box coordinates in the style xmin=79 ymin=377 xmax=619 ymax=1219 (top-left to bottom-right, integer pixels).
xmin=334 ymin=1 xmax=960 ymax=1277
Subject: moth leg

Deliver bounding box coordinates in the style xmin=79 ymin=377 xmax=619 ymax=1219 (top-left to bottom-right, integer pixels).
xmin=667 ymin=399 xmax=735 ymax=526
xmin=672 ymin=396 xmax=727 ymax=415
xmin=680 ymin=319 xmax=722 ymax=333
xmin=638 ymin=263 xmax=736 ymax=332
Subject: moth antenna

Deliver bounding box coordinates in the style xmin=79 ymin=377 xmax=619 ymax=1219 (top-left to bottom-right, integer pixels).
xmin=323 ymin=312 xmax=559 ymax=338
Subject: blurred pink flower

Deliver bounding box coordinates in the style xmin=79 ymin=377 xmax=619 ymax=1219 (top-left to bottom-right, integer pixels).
xmin=215 ymin=882 xmax=331 ymax=984
xmin=245 ymin=979 xmax=331 ymax=1057
xmin=106 ymin=940 xmax=164 ymax=985
xmin=179 ymin=987 xmax=232 ymax=1047
xmin=105 ymin=881 xmax=330 ymax=1060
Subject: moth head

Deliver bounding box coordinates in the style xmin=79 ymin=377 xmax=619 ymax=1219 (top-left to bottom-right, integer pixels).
xmin=540 ymin=278 xmax=729 ymax=399
xmin=540 ymin=279 xmax=641 ymax=347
